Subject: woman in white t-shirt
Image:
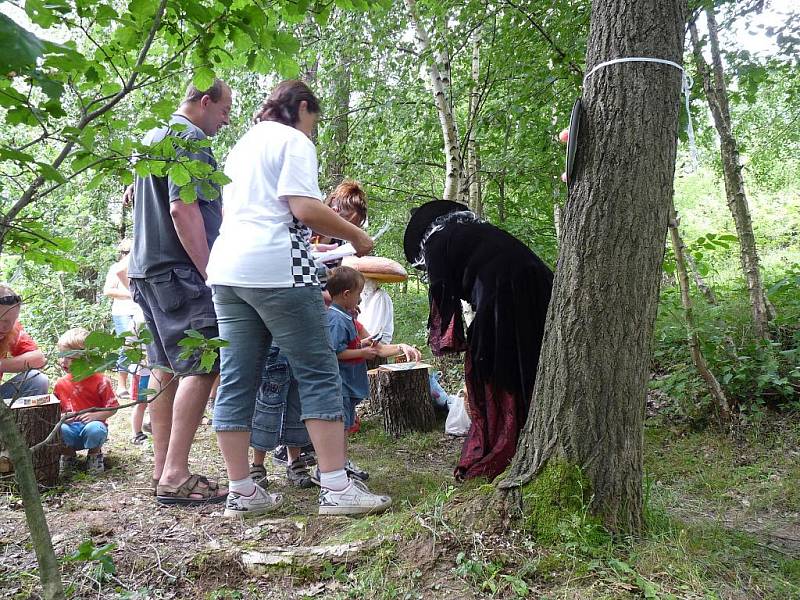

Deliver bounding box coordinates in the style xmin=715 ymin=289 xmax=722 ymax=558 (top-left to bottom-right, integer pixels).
xmin=102 ymin=240 xmax=143 ymax=396
xmin=206 ymin=80 xmax=392 ymax=518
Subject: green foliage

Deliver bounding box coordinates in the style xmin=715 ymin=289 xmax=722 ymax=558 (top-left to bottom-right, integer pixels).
xmin=654 ymin=270 xmax=800 ymax=423
xmin=63 ymin=539 xmax=116 ymax=585
xmin=454 ymin=552 xmax=530 ymax=597
xmin=177 ymin=329 xmax=229 ymax=373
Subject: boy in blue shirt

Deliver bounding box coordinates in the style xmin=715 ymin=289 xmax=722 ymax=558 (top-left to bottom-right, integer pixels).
xmin=326 ymin=266 xmax=421 ymax=479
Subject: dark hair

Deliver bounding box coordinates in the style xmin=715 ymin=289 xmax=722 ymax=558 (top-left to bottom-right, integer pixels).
xmin=326 ymin=180 xmax=367 ymax=227
xmin=184 ymin=78 xmax=228 ymax=103
xmin=326 ymin=266 xmax=365 ymax=297
xmin=254 ymin=80 xmax=321 ymax=126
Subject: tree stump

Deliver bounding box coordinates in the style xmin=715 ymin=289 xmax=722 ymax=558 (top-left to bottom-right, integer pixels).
xmin=368 ymin=366 xmax=435 ymax=437
xmin=0 ymin=396 xmax=61 ymax=487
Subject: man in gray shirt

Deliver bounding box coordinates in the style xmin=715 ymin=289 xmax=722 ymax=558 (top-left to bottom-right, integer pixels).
xmin=128 ymin=79 xmax=231 ymax=505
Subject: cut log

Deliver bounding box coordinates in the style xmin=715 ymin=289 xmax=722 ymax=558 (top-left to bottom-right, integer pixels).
xmin=0 ymin=396 xmax=61 ymax=487
xmin=368 ymin=365 xmax=435 ymax=437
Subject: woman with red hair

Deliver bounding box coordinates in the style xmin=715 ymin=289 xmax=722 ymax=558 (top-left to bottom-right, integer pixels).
xmin=0 ymin=284 xmax=48 ymax=400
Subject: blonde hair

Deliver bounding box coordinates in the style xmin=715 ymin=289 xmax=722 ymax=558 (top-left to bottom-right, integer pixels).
xmin=57 ymin=327 xmax=90 ymax=352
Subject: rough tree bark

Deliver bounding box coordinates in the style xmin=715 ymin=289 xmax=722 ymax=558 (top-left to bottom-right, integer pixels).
xmin=500 ymin=0 xmax=688 ymax=534
xmin=405 ymin=0 xmax=463 ymax=201
xmin=466 ymin=26 xmax=483 ymax=216
xmin=689 ymin=10 xmax=772 ymax=340
xmin=0 ymin=399 xmax=62 ymax=486
xmin=0 ymin=401 xmax=64 ymax=599
xmin=668 ymin=205 xmax=731 ymax=422
xmin=368 ymin=367 xmax=435 ymax=437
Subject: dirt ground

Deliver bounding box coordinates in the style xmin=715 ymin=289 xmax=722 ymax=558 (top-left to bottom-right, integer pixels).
xmin=2 ymin=400 xmax=799 ymax=599
xmin=0 ymin=404 xmax=467 ymax=599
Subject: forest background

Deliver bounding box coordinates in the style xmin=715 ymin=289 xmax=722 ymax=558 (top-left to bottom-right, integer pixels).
xmin=0 ymin=0 xmax=799 ymax=597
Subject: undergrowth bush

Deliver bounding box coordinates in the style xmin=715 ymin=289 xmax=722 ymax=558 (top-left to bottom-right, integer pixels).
xmin=653 ymin=267 xmax=800 ymax=425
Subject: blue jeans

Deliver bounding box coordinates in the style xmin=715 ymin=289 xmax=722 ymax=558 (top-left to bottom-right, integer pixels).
xmin=111 ymin=314 xmax=135 ymax=371
xmin=212 ymin=285 xmax=343 ymax=432
xmin=250 ymin=347 xmax=311 ymax=451
xmin=343 ymin=396 xmax=362 ymax=430
xmin=61 ymin=421 xmax=108 ymax=450
xmin=0 ymin=370 xmax=49 ymax=399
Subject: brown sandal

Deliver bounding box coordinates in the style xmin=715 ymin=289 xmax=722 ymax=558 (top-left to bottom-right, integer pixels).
xmin=156 ymin=474 xmax=228 ymax=506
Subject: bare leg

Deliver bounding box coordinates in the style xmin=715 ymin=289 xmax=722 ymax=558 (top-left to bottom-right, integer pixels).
xmin=217 ymin=431 xmax=251 ymax=481
xmin=209 ymin=374 xmax=220 ymax=402
xmin=116 ymin=370 xmax=129 ymax=391
xmin=305 ymin=418 xmax=345 ymax=473
xmin=159 ymin=372 xmax=221 ymax=493
xmin=286 ymin=446 xmax=301 ymax=463
xmin=252 ymin=448 xmax=267 ymax=466
xmin=131 ymin=402 xmax=146 ymax=436
xmin=148 ymin=369 xmax=176 ymax=482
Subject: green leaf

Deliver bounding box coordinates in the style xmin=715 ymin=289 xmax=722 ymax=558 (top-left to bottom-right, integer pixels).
xmin=169 ymin=163 xmax=191 ymax=186
xmin=85 ymin=330 xmax=122 ymax=352
xmin=192 ymin=67 xmax=215 ymax=91
xmin=179 ymin=184 xmax=197 ymax=203
xmin=25 ymin=0 xmax=70 ymax=29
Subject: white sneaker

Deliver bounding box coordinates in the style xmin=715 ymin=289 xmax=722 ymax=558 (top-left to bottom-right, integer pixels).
xmin=224 ymin=486 xmax=284 ymax=518
xmin=318 ymin=478 xmax=392 ymax=516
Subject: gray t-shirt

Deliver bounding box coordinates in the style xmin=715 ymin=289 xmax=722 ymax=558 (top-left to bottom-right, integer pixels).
xmin=128 ymin=114 xmax=222 ymax=279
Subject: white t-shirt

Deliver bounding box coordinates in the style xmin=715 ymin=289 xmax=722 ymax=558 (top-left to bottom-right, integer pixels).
xmin=359 ymin=278 xmax=394 ymax=343
xmin=206 ymin=121 xmax=323 ymax=288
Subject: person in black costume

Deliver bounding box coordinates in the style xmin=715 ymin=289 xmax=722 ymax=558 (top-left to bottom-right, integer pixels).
xmin=404 ymin=201 xmax=553 ymax=481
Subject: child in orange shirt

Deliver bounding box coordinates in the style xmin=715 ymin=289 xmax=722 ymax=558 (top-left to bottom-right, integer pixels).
xmin=54 ymin=328 xmax=119 ymax=476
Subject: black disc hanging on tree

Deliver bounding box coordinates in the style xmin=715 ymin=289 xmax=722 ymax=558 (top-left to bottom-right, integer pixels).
xmin=566 ymin=97 xmax=582 ymax=188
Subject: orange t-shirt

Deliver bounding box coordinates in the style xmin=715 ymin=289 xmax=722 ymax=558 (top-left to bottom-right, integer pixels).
xmin=9 ymin=326 xmax=38 ymax=356
xmin=54 ymin=373 xmax=119 ymax=421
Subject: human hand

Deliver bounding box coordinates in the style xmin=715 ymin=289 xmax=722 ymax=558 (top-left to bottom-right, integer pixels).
xmin=352 ymin=230 xmax=374 ymax=257
xmin=361 ymin=346 xmax=379 ymax=360
xmin=122 ymin=184 xmax=134 ymax=206
xmin=399 ymin=344 xmax=422 ymax=362
xmin=74 ymin=412 xmax=101 ymax=424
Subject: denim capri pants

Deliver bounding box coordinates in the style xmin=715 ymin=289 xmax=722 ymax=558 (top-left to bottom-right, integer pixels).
xmin=250 ymin=345 xmax=312 ymax=451
xmin=212 ymin=285 xmax=343 ymax=432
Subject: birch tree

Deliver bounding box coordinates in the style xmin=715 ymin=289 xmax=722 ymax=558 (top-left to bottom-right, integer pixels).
xmin=689 ymin=8 xmax=773 ymax=340
xmin=405 ymin=0 xmax=464 ymax=201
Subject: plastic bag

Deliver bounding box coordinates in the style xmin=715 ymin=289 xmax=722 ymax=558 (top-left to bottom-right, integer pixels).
xmin=445 ymin=395 xmax=471 ymax=436
xmin=429 ymin=371 xmax=450 ymax=409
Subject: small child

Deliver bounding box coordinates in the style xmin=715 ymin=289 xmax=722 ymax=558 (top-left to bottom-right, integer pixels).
xmin=55 ymin=328 xmax=120 ymax=476
xmin=326 ymin=267 xmax=421 ymax=480
xmin=127 ymin=317 xmax=151 ymax=445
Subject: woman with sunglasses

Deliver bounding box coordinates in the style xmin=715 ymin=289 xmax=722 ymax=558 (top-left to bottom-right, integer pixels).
xmin=0 ymin=284 xmax=48 ymax=401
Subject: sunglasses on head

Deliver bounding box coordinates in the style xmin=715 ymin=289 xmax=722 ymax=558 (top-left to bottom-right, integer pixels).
xmin=0 ymin=294 xmax=22 ymax=305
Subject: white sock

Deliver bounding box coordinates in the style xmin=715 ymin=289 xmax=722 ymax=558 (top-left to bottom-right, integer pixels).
xmin=320 ymin=468 xmax=349 ymax=492
xmin=229 ymin=477 xmax=256 ymax=496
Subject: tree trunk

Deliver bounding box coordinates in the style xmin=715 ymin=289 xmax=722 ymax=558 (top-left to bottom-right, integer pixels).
xmin=0 ymin=401 xmax=64 ymax=599
xmin=405 ymin=0 xmax=463 ymax=201
xmin=501 ymin=0 xmax=688 ymax=534
xmin=668 ymin=206 xmax=731 ymax=422
xmin=324 ymin=50 xmax=351 ymax=189
xmin=1 ymin=398 xmax=62 ymax=486
xmin=553 ymin=203 xmax=563 ymax=247
xmin=466 ymin=26 xmax=483 ymax=216
xmin=689 ymin=11 xmax=772 ymax=340
xmin=368 ymin=367 xmax=435 ymax=437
